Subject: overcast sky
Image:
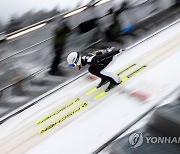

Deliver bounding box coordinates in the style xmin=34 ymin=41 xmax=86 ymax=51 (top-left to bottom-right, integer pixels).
xmin=0 ymin=0 xmax=91 ymax=23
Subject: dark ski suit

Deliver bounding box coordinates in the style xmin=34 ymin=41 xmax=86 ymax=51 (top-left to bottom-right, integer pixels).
xmin=81 ymin=49 xmax=121 ymax=84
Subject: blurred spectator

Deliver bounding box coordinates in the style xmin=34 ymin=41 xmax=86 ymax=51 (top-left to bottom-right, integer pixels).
xmin=6 ymin=18 xmax=22 ymax=33
xmin=105 ymin=2 xmax=137 ymax=42
xmin=104 ymin=2 xmax=128 ymax=42
xmin=77 ymin=17 xmax=101 ymax=43
xmin=78 ymin=18 xmax=98 ymax=34
xmin=105 ymin=10 xmax=122 ymax=42
xmin=48 ymin=20 xmax=71 ymax=75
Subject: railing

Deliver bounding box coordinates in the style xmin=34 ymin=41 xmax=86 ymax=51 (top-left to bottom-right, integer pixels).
xmin=0 ymin=37 xmax=54 ymax=63
xmin=2 ymin=0 xmax=176 ymax=40
xmin=2 ymin=0 xmax=103 ymax=40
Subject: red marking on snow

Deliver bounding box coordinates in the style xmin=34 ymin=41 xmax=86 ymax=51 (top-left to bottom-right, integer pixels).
xmin=130 ymin=90 xmax=151 ymax=101
xmin=88 ymin=75 xmax=98 ymax=80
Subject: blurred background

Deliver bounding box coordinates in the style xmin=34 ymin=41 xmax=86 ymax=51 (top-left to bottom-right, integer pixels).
xmin=0 ymin=0 xmax=180 ymax=153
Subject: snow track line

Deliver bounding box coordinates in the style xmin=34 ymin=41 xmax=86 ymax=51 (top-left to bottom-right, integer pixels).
xmin=36 ymin=64 xmax=136 ymax=126
xmin=38 ymin=66 xmax=146 ymax=135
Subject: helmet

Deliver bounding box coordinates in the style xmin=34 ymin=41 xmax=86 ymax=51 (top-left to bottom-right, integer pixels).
xmin=67 ymin=52 xmax=81 ymax=67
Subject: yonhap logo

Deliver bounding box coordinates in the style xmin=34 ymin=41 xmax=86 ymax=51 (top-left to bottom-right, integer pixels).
xmin=128 ymin=132 xmax=180 ymax=148
xmin=129 ymin=132 xmax=143 ymax=148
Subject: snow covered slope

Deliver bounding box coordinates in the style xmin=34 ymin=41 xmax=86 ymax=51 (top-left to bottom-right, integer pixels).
xmin=0 ymin=20 xmax=179 ymax=154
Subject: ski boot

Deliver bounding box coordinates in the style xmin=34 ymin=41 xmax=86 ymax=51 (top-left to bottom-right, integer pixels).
xmin=97 ymin=80 xmax=109 ymax=88
xmin=105 ymin=82 xmax=119 ymax=92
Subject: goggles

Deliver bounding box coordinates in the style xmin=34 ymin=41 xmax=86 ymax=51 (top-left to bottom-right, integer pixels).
xmin=69 ymin=64 xmax=76 ymax=68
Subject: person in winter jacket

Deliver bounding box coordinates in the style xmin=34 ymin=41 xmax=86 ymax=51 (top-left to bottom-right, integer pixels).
xmin=49 ymin=21 xmax=71 ymax=75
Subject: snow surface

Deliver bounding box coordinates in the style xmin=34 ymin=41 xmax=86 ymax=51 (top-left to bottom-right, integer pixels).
xmin=27 ymin=46 xmax=180 ymax=154
xmin=0 ymin=21 xmax=179 ymax=154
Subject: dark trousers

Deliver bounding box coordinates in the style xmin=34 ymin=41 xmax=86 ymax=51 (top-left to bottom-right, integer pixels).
xmin=88 ymin=65 xmax=116 ymax=84
xmin=50 ymin=48 xmax=63 ymax=73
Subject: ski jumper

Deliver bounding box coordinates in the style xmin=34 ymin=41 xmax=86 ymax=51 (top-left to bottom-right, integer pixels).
xmin=81 ymin=49 xmax=120 ymax=84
